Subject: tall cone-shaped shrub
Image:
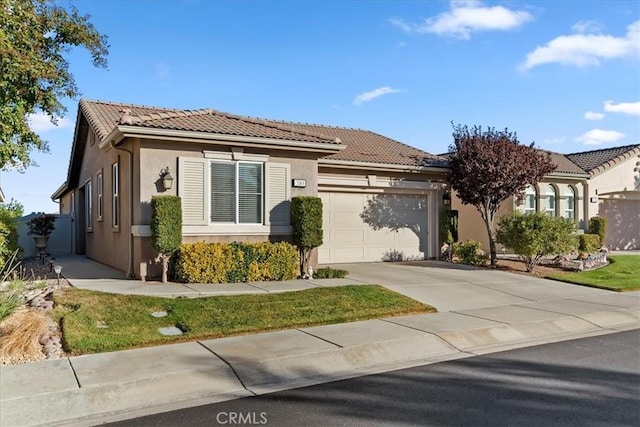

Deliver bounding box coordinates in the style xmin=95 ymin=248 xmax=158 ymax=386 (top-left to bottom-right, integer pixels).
xmin=151 ymin=196 xmax=182 ymax=283
xmin=291 ymin=196 xmax=323 ymax=277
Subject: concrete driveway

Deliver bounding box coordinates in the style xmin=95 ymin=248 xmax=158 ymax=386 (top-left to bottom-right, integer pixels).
xmin=339 ymin=261 xmax=612 ymax=312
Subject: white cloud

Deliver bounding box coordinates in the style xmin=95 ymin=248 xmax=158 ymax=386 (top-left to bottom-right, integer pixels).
xmin=353 ymin=87 xmax=402 ymax=106
xmin=390 ymin=0 xmax=533 ymax=40
xmin=584 ymin=111 xmax=605 ymax=120
xmin=27 ymin=113 xmax=72 ymax=133
xmin=521 ymin=20 xmax=640 ymax=70
xmin=571 ymin=20 xmax=603 ymax=34
xmin=574 ymin=129 xmax=625 ymax=145
xmin=603 ymin=100 xmax=640 ymax=116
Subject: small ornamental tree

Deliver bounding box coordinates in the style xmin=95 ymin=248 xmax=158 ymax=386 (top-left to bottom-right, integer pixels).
xmin=496 ymin=212 xmax=578 ymax=272
xmin=291 ymin=196 xmax=323 ymax=277
xmin=151 ymin=196 xmax=182 ymax=283
xmin=447 ymin=124 xmax=556 ymax=266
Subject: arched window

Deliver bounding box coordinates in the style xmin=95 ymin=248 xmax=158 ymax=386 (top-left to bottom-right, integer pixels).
xmin=565 ymin=186 xmax=575 ymax=220
xmin=546 ymin=185 xmax=556 ymax=216
xmin=524 ymin=185 xmax=536 ymax=214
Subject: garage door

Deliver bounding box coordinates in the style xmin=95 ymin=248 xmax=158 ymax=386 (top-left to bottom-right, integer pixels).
xmin=599 ymin=198 xmax=640 ymax=250
xmin=319 ymin=192 xmax=431 ymax=264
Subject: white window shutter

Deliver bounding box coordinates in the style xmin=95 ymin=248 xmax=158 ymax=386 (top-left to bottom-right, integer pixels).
xmin=265 ymin=162 xmax=290 ymax=226
xmin=178 ymin=157 xmax=209 ymax=226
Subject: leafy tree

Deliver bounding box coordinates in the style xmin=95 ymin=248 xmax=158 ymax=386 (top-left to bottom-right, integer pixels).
xmin=447 ymin=124 xmax=556 ymax=266
xmin=0 ymin=0 xmax=109 ymax=170
xmin=496 ymin=212 xmax=578 ymax=272
xmin=0 ymin=199 xmax=23 ymax=266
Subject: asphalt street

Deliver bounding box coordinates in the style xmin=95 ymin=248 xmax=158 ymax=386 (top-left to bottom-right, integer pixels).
xmin=107 ymin=330 xmax=640 ymax=427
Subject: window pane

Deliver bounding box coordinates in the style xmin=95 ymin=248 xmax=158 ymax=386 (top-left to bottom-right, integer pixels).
xmin=524 ymin=185 xmax=536 ymax=213
xmin=239 ymin=163 xmax=263 ymax=223
xmin=546 ymin=185 xmax=556 ymax=216
xmin=211 ymin=162 xmax=235 ymax=222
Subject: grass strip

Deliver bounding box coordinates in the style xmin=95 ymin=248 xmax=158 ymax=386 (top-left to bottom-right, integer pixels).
xmin=52 ymin=285 xmax=435 ymax=354
xmin=546 ymin=255 xmax=640 ymax=292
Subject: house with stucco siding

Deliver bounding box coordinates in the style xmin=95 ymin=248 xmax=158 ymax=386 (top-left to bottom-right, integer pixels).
xmin=51 ymin=99 xmax=449 ymax=278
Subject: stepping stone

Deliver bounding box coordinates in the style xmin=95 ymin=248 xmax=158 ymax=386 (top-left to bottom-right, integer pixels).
xmin=159 ymin=326 xmax=183 ymax=336
xmin=151 ymin=311 xmax=168 ymax=318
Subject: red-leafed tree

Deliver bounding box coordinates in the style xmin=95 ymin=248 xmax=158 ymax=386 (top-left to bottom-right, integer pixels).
xmin=447 ymin=124 xmax=556 ymax=266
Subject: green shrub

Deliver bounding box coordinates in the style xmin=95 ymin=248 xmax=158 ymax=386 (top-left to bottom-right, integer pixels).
xmin=151 ymin=196 xmax=182 ymax=283
xmin=588 ymin=216 xmax=606 ymax=247
xmin=0 ymin=200 xmax=23 ymax=266
xmin=455 ymin=240 xmax=486 ymax=265
xmin=291 ymin=196 xmax=323 ymax=277
xmin=496 ymin=212 xmax=578 ymax=272
xmin=440 ymin=209 xmax=459 ymax=244
xmin=578 ymin=234 xmax=601 ymax=253
xmin=174 ymin=241 xmax=298 ymax=283
xmin=314 ymin=267 xmax=349 ymax=279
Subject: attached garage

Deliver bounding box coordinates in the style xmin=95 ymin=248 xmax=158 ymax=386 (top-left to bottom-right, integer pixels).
xmin=319 ymin=190 xmax=439 ymax=264
xmin=598 ymin=197 xmax=640 ymax=250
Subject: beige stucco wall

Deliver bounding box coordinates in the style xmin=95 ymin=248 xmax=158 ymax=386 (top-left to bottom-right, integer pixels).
xmin=71 ymin=130 xmax=134 ymax=274
xmin=133 ymin=139 xmax=321 ymax=279
xmin=585 ymin=155 xmax=640 ymax=220
xmin=583 ymin=155 xmax=640 ymax=249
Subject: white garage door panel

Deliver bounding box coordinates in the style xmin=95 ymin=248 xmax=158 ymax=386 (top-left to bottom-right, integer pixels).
xmin=319 ymin=192 xmax=431 ymax=264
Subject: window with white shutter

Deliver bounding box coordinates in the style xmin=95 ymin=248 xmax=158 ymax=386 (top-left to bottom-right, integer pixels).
xmin=179 ymin=156 xmax=289 ymax=228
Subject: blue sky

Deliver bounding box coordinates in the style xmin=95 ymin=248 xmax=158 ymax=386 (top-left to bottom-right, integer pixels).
xmin=4 ymin=0 xmax=639 ymax=214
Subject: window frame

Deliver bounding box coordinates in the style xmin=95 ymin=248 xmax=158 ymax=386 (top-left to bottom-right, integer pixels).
xmin=565 ymin=186 xmax=576 ymax=220
xmin=97 ymin=171 xmax=103 ymax=221
xmin=546 ymin=185 xmax=557 ymax=217
xmin=524 ymin=185 xmax=536 ymax=214
xmin=85 ymin=179 xmax=93 ymax=231
xmin=112 ymin=161 xmax=120 ymax=229
xmin=209 ymin=160 xmax=264 ymax=225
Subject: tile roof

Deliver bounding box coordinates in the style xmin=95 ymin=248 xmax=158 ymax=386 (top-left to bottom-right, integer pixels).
xmin=263 ymin=121 xmax=447 ymax=168
xmin=546 ymin=151 xmax=587 ymax=175
xmin=567 ymin=144 xmax=640 ymax=174
xmin=79 ymin=99 xmax=446 ymax=168
xmin=79 ymin=100 xmax=341 ymax=145
xmin=437 ymin=149 xmax=587 ymax=175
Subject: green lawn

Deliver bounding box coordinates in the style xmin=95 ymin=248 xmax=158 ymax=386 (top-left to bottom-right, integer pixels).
xmin=546 ymin=255 xmax=640 ymax=292
xmin=52 ymin=285 xmax=435 ymax=354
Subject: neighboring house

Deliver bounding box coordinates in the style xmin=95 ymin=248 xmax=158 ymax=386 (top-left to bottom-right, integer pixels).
xmin=51 ymin=100 xmax=449 ymax=278
xmin=454 ymin=145 xmax=640 ymax=251
xmin=567 ymin=144 xmax=640 ymax=250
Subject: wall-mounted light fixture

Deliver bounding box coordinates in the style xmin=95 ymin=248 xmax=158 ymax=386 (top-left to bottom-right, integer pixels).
xmin=160 ymin=166 xmax=174 ymax=191
xmin=590 ymin=197 xmax=598 ymax=203
xmin=442 ymin=192 xmax=451 ymax=206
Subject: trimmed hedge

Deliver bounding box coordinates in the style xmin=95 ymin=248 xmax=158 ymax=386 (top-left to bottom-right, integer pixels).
xmin=151 ymin=196 xmax=182 ymax=255
xmin=173 ymin=241 xmax=298 ymax=283
xmin=588 ymin=216 xmax=606 ymax=247
xmin=440 ymin=209 xmax=459 ymax=244
xmin=291 ymin=196 xmax=323 ymax=276
xmin=578 ymin=234 xmax=601 ymax=253
xmin=314 ymin=267 xmax=349 ymax=279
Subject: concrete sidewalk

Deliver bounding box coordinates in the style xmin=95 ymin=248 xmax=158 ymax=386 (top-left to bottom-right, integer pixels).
xmin=1 ymin=257 xmax=639 ymax=426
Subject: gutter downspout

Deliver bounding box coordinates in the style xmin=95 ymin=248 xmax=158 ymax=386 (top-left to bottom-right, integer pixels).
xmin=581 ymin=179 xmax=590 ymax=232
xmin=110 ymin=140 xmax=135 ymax=278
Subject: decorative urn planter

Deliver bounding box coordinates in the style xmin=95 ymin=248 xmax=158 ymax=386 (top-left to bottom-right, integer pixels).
xmin=33 ymin=235 xmax=49 ymax=250
xmin=26 ymin=214 xmax=57 ymax=257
